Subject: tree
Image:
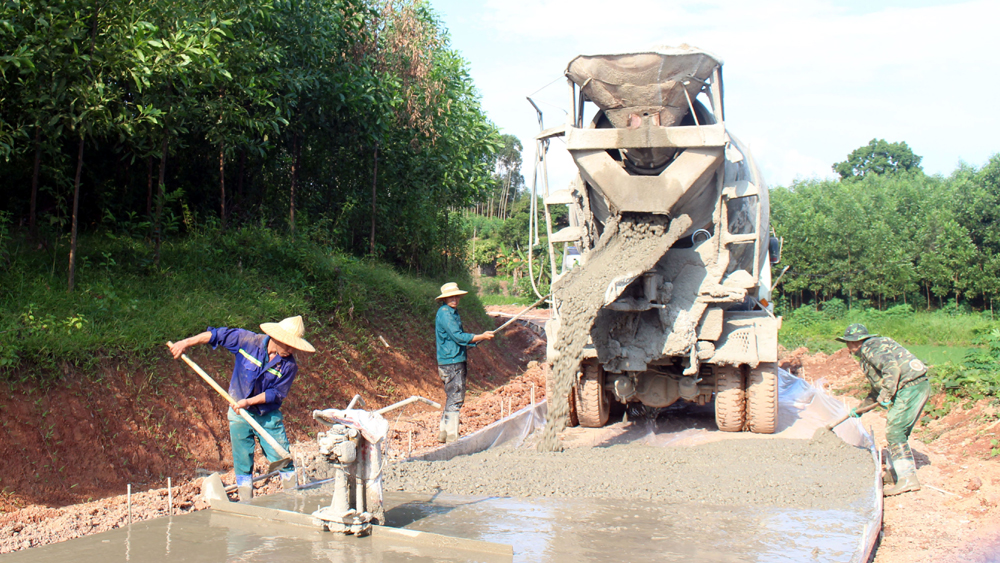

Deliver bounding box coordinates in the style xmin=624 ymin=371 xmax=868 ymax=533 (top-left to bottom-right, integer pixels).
xmin=833 ymin=139 xmax=923 ymax=180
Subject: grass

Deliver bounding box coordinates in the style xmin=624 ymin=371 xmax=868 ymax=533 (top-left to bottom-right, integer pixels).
xmin=0 ymin=225 xmax=489 ymax=381
xmin=478 ymin=294 xmax=537 ymax=307
xmin=778 ymin=303 xmax=997 ymax=354
xmin=906 ymin=345 xmax=973 ymax=368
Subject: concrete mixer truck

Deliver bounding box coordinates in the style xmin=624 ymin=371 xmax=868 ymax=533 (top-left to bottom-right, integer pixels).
xmin=533 ymin=45 xmax=782 ymax=434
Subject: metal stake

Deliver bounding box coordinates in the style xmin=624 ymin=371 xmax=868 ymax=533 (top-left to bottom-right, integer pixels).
xmin=408 ymin=430 xmax=412 ymax=457
xmin=531 ymin=384 xmax=535 ymax=406
xmin=127 ymin=484 xmax=132 ymax=525
xmin=167 ymin=477 xmax=172 ymax=515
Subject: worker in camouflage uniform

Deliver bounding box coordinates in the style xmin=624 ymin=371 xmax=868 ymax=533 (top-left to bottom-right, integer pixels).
xmin=838 ymin=323 xmax=930 ymax=496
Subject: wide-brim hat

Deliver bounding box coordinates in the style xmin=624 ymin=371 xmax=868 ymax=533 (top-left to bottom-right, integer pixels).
xmin=836 ymin=323 xmax=878 ymax=343
xmin=436 ymin=282 xmax=468 ymax=300
xmin=260 ymin=315 xmax=316 ymax=352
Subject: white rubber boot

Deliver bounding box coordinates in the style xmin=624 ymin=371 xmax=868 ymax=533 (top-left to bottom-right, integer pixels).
xmin=444 ymin=412 xmax=460 ymax=443
xmin=885 ymin=443 xmax=920 ymax=496
xmin=438 ymin=414 xmax=448 ymax=443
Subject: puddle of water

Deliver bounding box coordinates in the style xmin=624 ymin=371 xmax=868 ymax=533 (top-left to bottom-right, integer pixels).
xmin=3 ymin=487 xmax=874 ymax=563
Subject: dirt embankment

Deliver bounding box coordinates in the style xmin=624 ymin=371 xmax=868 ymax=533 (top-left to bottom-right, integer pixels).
xmin=0 ymin=307 xmax=545 ymax=553
xmin=780 ymin=346 xmax=1000 ymax=563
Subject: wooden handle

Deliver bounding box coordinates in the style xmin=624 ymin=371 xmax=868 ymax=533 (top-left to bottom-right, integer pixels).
xmin=167 ymin=341 xmax=291 ymax=459
xmin=826 ymin=401 xmax=880 ymax=430
xmin=495 ymin=293 xmax=550 ymax=333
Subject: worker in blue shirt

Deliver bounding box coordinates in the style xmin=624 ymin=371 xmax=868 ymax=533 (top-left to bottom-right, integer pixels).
xmin=435 ymin=283 xmax=494 ymax=443
xmin=170 ymin=315 xmax=315 ymax=501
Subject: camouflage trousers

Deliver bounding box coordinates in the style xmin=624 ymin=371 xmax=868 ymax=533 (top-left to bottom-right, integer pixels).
xmin=886 ymin=378 xmax=931 ymax=446
xmin=438 ymin=362 xmax=467 ymax=413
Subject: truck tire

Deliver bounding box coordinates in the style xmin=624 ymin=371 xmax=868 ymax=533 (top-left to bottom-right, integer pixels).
xmin=545 ymin=364 xmax=579 ymax=427
xmin=714 ymin=365 xmax=745 ymax=432
xmin=575 ymin=361 xmax=609 ymax=428
xmin=746 ymin=362 xmax=779 ymax=434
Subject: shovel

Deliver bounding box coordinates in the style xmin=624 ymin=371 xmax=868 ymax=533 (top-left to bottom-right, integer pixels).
xmin=167 ymin=342 xmax=292 ymax=473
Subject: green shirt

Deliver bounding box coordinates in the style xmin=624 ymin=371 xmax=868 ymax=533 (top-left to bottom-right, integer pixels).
xmin=854 ymin=336 xmax=927 ymax=400
xmin=436 ymin=304 xmax=477 ymax=365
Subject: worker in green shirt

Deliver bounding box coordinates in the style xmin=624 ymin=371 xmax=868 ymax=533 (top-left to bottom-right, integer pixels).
xmin=435 ymin=282 xmax=494 ymax=443
xmin=838 ymin=323 xmax=930 ymax=496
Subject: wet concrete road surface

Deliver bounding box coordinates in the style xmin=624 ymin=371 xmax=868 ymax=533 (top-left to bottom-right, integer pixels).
xmin=1 ymin=485 xmax=874 ymax=563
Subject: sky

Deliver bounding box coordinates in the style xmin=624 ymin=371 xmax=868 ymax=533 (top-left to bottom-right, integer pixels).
xmin=428 ymin=0 xmax=999 ymax=191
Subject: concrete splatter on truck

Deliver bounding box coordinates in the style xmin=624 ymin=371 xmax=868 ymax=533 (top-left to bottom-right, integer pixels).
xmin=533 ymin=46 xmax=783 ymax=450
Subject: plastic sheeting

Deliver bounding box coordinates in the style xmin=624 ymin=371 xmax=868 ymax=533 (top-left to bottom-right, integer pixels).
xmin=410 ymin=368 xmax=883 ymax=563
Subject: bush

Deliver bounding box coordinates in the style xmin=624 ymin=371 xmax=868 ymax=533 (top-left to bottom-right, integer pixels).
xmin=931 ymin=329 xmax=1000 ymax=399
xmin=822 ymin=298 xmax=847 ymax=319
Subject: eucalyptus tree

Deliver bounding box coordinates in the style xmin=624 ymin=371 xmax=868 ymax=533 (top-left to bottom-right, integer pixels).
xmin=125 ymin=0 xmax=232 ymax=264
xmin=200 ymin=0 xmax=285 ymax=229
xmin=833 ymin=138 xmax=923 ymax=180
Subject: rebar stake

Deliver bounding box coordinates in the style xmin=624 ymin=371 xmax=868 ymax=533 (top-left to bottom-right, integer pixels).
xmin=127 ymin=484 xmax=132 ymax=525
xmin=167 ymin=477 xmax=173 ymax=515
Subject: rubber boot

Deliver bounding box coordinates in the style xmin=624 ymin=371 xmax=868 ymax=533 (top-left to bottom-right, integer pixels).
xmin=884 ymin=443 xmax=921 ymax=496
xmin=437 ymin=414 xmax=448 ymax=443
xmin=236 ymin=474 xmax=253 ymax=502
xmin=280 ymin=470 xmax=297 ymax=491
xmin=444 ymin=412 xmax=460 ymax=443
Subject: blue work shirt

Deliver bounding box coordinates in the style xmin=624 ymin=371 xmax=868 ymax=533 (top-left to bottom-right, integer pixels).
xmin=208 ymin=327 xmax=298 ymax=416
xmin=435 ymin=304 xmax=477 ymax=365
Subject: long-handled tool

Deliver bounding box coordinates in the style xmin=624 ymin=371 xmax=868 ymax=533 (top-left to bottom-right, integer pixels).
xmin=167 ymin=342 xmax=292 ymax=472
xmin=494 ymin=293 xmax=551 ymax=334
xmin=823 ymin=402 xmax=880 ymax=432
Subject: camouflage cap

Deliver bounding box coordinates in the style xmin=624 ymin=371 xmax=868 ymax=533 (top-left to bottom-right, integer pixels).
xmin=836 ymin=323 xmax=878 ymax=342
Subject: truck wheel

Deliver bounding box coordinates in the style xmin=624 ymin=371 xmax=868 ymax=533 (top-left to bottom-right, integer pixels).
xmin=746 ymin=362 xmax=779 ymax=434
xmin=714 ymin=365 xmax=745 ymax=432
xmin=545 ymin=363 xmax=579 ymax=427
xmin=575 ymin=361 xmax=609 ymax=428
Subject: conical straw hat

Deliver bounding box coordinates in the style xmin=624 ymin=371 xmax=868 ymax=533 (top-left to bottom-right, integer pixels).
xmin=260 ymin=315 xmax=316 ymax=352
xmin=436 ymin=282 xmax=468 ymax=300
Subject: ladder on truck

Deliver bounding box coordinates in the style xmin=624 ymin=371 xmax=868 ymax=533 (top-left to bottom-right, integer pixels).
xmin=526 ymin=97 xmax=581 ymax=301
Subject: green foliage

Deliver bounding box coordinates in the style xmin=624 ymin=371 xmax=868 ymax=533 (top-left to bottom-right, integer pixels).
xmin=0 ymin=224 xmax=486 ymax=380
xmin=931 ymin=329 xmax=1000 ymax=400
xmin=0 ymin=0 xmax=500 ymax=277
xmin=833 ymin=138 xmax=923 ymax=179
xmin=772 ymin=154 xmax=1000 ymax=311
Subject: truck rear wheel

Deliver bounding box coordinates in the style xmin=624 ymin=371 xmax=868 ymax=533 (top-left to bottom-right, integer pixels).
xmin=746 ymin=362 xmax=778 ymax=434
xmin=545 ymin=363 xmax=579 ymax=427
xmin=575 ymin=361 xmax=609 ymax=428
xmin=714 ymin=365 xmax=745 ymax=432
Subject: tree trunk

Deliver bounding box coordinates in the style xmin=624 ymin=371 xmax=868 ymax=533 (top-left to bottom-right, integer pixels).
xmin=369 ymin=144 xmax=378 ymax=255
xmin=146 ymin=155 xmax=153 ymax=217
xmin=67 ymin=137 xmax=85 ymax=292
xmin=29 ymin=125 xmax=41 ymax=240
xmin=219 ymin=143 xmax=226 ymax=230
xmin=154 ymin=136 xmax=168 ymax=268
xmin=237 ymin=148 xmax=246 ymax=210
xmin=289 ymin=135 xmax=299 ymax=235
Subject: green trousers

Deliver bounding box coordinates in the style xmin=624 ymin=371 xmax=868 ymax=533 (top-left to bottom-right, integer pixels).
xmin=885 ymin=379 xmax=931 ymax=446
xmin=227 ymin=408 xmax=293 ymax=476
